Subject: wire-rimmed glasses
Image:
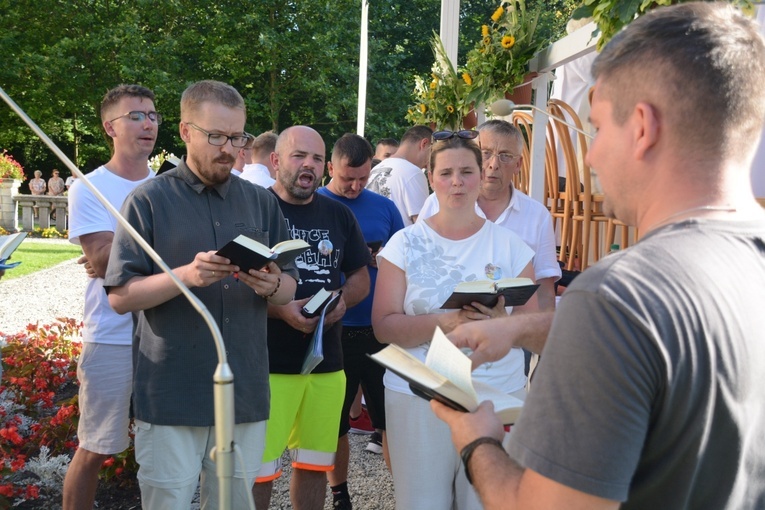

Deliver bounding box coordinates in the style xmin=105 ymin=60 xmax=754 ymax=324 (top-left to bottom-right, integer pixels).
xmin=108 ymin=111 xmax=162 ymax=125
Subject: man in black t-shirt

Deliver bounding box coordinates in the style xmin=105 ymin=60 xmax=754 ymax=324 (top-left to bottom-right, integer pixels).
xmin=253 ymin=126 xmax=370 ymax=510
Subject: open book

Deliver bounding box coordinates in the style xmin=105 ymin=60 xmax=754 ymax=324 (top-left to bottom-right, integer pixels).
xmin=216 ymin=235 xmax=309 ymax=273
xmin=0 ymin=232 xmax=27 ymax=270
xmin=440 ymin=277 xmax=539 ymax=309
xmin=369 ymin=327 xmax=524 ymax=425
xmin=300 ymin=291 xmax=343 ymax=375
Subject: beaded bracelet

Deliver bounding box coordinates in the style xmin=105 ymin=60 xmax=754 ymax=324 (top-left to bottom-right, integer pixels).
xmin=264 ymin=276 xmax=281 ymax=300
xmin=460 ymin=436 xmax=504 ymax=485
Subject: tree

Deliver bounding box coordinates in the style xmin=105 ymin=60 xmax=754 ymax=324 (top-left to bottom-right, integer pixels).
xmin=0 ymin=0 xmax=512 ymax=176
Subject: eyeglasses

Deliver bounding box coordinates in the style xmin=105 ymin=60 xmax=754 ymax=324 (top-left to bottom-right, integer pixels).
xmin=432 ymin=130 xmax=479 ymax=142
xmin=481 ymin=150 xmax=520 ymax=164
xmin=108 ymin=111 xmax=162 ymax=125
xmin=186 ymin=123 xmax=252 ymax=148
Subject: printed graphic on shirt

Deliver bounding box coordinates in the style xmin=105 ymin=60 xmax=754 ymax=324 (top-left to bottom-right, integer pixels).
xmin=284 ymin=218 xmax=340 ymax=284
xmin=366 ymin=166 xmax=392 ymax=198
xmin=485 ymin=263 xmax=504 ymax=280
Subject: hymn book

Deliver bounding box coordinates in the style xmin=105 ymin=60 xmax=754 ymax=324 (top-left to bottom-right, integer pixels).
xmin=369 ymin=327 xmax=524 ymax=425
xmin=440 ymin=277 xmax=539 ymax=309
xmin=300 ymin=291 xmax=343 ymax=375
xmin=301 ymin=288 xmax=342 ymax=318
xmin=216 ymin=235 xmax=309 ymax=273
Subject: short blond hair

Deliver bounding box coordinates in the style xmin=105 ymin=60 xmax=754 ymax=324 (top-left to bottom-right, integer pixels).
xmin=180 ymin=80 xmax=245 ymax=120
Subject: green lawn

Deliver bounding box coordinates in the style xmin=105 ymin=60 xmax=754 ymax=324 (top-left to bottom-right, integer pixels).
xmin=2 ymin=242 xmax=82 ymax=279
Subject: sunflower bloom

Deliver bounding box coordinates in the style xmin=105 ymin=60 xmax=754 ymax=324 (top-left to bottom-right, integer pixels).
xmin=419 ymin=104 xmax=427 ymax=114
xmin=491 ymin=6 xmax=505 ymax=22
xmin=502 ymin=35 xmax=515 ymax=49
xmin=483 ymin=36 xmax=492 ymax=46
xmin=462 ymin=73 xmax=473 ymax=86
xmin=430 ymin=80 xmax=438 ymax=89
xmin=481 ymin=25 xmax=490 ymax=37
xmin=447 ymin=105 xmax=455 ymax=113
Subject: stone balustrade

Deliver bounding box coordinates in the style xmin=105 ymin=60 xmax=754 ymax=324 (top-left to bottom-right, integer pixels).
xmin=15 ymin=195 xmax=69 ymax=232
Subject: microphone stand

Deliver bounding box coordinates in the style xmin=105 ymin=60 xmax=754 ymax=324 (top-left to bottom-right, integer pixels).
xmin=0 ymin=87 xmax=239 ymax=509
xmin=489 ymin=99 xmax=594 ymax=140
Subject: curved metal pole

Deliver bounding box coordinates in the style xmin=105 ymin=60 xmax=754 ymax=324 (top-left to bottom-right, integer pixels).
xmin=0 ymin=86 xmax=238 ymax=509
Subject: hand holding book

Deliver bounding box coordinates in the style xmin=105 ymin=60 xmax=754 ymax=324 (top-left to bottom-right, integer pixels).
xmin=369 ymin=327 xmax=524 ymax=425
xmin=440 ymin=277 xmax=539 ymax=309
xmin=216 ymin=235 xmax=309 ymax=274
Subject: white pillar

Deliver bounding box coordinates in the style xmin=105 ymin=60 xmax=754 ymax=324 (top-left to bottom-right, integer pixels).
xmin=356 ymin=0 xmax=370 ymax=136
xmin=440 ymin=0 xmax=460 ymax=69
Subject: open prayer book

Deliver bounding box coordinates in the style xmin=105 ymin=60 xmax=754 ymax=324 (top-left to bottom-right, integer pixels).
xmin=0 ymin=232 xmax=27 ymax=270
xmin=440 ymin=277 xmax=539 ymax=309
xmin=216 ymin=235 xmax=309 ymax=273
xmin=369 ymin=327 xmax=524 ymax=425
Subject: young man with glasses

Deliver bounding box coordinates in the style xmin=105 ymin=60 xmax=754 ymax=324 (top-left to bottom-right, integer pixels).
xmin=64 ymin=84 xmax=159 ymax=510
xmin=104 ymin=80 xmax=298 ymax=509
xmin=366 ymin=125 xmax=433 ymax=226
xmin=418 ymin=121 xmax=560 ymax=312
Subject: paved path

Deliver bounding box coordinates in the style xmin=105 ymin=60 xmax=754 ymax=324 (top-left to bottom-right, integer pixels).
xmin=0 ymin=239 xmax=86 ymax=336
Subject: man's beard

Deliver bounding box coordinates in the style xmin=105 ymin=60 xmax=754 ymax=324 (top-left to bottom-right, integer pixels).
xmin=189 ymin=153 xmax=235 ymax=186
xmin=281 ymin=170 xmax=319 ymax=200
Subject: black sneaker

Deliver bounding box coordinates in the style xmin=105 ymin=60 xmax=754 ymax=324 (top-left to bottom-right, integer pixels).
xmin=365 ymin=431 xmax=383 ymax=454
xmin=333 ymin=497 xmax=353 ymax=510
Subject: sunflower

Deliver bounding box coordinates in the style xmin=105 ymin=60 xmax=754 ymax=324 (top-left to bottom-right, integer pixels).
xmin=419 ymin=104 xmax=427 ymax=114
xmin=501 ymin=35 xmax=516 ymax=49
xmin=491 ymin=5 xmax=505 ymax=22
xmin=446 ymin=105 xmax=455 ymax=113
xmin=462 ymin=73 xmax=473 ymax=86
xmin=481 ymin=25 xmax=490 ymax=37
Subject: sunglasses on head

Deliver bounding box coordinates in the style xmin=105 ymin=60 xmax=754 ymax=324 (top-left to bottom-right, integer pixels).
xmin=432 ymin=130 xmax=479 ymax=142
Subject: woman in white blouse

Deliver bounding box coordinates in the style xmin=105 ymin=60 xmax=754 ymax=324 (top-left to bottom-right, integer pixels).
xmin=372 ymin=131 xmax=538 ymax=509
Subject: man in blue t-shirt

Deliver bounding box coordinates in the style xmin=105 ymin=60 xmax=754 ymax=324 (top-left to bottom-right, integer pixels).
xmin=318 ymin=134 xmax=404 ymax=509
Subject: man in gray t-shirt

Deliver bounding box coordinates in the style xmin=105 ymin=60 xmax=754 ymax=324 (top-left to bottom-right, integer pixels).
xmin=430 ymin=4 xmax=765 ymax=509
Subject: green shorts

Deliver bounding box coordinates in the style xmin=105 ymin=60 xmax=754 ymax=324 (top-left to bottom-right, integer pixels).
xmin=256 ymin=371 xmax=346 ymax=481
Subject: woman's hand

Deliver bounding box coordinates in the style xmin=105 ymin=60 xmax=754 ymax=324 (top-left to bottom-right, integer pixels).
xmin=438 ymin=296 xmax=505 ymax=333
xmin=463 ymin=295 xmax=507 ymax=320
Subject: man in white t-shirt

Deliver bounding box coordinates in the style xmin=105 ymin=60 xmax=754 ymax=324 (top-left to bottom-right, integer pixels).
xmin=63 ymin=84 xmax=158 ymax=510
xmin=240 ymin=130 xmax=278 ymax=188
xmin=230 ymin=132 xmax=253 ymax=176
xmin=366 ymin=125 xmax=432 ymax=226
xmin=374 ymin=137 xmax=399 ymax=161
xmin=418 ymin=120 xmax=560 ymax=311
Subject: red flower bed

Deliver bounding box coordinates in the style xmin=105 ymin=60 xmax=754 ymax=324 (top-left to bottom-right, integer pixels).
xmin=1 ymin=319 xmax=137 ymax=509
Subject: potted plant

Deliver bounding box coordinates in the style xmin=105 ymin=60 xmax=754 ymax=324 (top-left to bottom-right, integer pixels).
xmin=406 ymin=34 xmax=477 ymax=129
xmin=0 ymin=150 xmax=26 ymax=182
xmin=463 ymin=0 xmax=553 ymax=105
